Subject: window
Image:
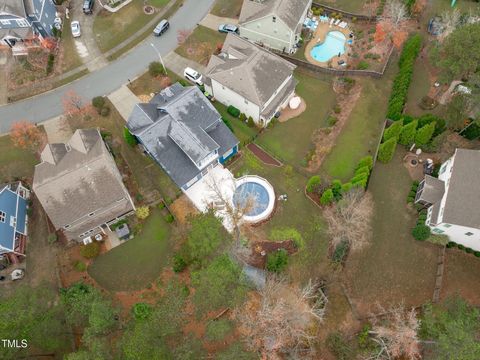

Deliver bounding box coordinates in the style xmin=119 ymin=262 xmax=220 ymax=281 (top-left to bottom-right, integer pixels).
xmin=272 ymin=16 xmax=276 ymax=22
xmin=439 ymin=165 xmax=446 ymax=174
xmin=64 ymin=225 xmax=70 ymax=229
xmin=88 ymin=212 xmax=95 ymax=217
xmin=443 ymin=223 xmax=452 ymax=228
xmin=432 ymin=228 xmax=444 ymax=234
xmin=0 ymin=211 xmax=5 ymax=223
xmin=465 ymin=232 xmax=474 ymax=236
xmin=0 ymin=20 xmax=11 ymax=25
xmin=16 ymin=19 xmax=29 ymax=27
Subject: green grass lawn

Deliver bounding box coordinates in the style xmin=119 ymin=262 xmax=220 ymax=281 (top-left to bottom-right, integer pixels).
xmin=211 ymin=0 xmax=243 ymax=18
xmin=343 ymin=149 xmax=438 ymax=315
xmin=94 ymin=0 xmax=168 ymax=54
xmin=213 ymin=102 xmax=259 ymax=146
xmin=0 ymin=135 xmax=39 ymax=183
xmin=320 ymin=0 xmax=368 ymax=14
xmin=256 ymin=70 xmax=336 ymax=167
xmin=175 ymin=25 xmax=226 ymax=66
xmin=404 ymin=55 xmax=431 ymax=117
xmin=88 ymin=209 xmax=173 ymax=291
xmin=321 ymin=55 xmax=398 ymax=182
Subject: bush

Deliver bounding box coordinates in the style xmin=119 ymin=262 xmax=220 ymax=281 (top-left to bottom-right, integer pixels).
xmin=418 ymin=114 xmax=446 ymax=137
xmin=247 ymin=116 xmax=255 ymax=127
xmin=383 ymin=120 xmax=403 ymax=142
xmin=80 ymin=242 xmax=100 ymax=259
xmin=123 ymin=127 xmax=138 ymax=146
xmin=342 ymin=182 xmax=353 ymax=193
xmin=351 ymin=173 xmax=368 ymax=188
xmin=446 ymin=241 xmax=456 ymax=248
xmin=412 ymin=224 xmax=431 ymax=241
xmin=474 ymin=251 xmax=480 ymax=257
xmin=48 ymin=233 xmax=58 ymax=244
xmin=332 ymin=241 xmax=349 ymax=264
xmin=331 ymin=180 xmax=343 ymax=200
xmin=306 ymin=175 xmax=322 ymax=194
xmin=415 ymin=122 xmax=436 ymax=145
xmin=73 ymin=261 xmax=87 ymax=272
xmin=457 ymin=244 xmax=465 ymax=250
xmin=100 ymin=106 xmax=110 ymax=117
xmin=386 ymin=34 xmax=422 ymax=120
xmin=46 ymin=53 xmax=55 ymax=75
xmin=357 ymin=156 xmax=373 ymax=170
xmin=164 ymin=214 xmax=174 ymax=223
xmin=328 ymin=115 xmax=338 ymax=126
xmin=333 ymin=104 xmax=341 ymax=114
xmin=326 ymin=332 xmax=353 ymax=360
xmin=239 ymin=113 xmax=246 ymax=121
xmin=320 ymin=189 xmax=334 ymax=205
xmin=357 ymin=60 xmax=370 ymax=70
xmin=466 ymin=247 xmax=474 ymax=254
xmin=227 ymin=105 xmax=240 ymax=118
xmin=148 ymin=61 xmax=165 ymax=77
xmin=92 ymin=96 xmax=106 ymax=110
xmin=158 ymin=202 xmax=165 ymax=210
xmin=132 ymin=303 xmax=152 ymax=321
xmin=377 ymin=137 xmax=397 ymax=163
xmin=266 ymin=249 xmax=289 ymax=272
xmin=172 ymin=254 xmax=187 ymax=273
xmin=355 ymin=166 xmax=370 ymax=176
xmin=136 ymin=206 xmax=150 ymax=220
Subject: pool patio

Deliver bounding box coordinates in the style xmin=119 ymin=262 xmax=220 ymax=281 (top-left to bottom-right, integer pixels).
xmin=304 ymin=22 xmax=352 ymax=68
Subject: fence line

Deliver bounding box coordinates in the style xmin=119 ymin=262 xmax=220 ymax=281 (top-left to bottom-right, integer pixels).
xmin=312 ymin=2 xmax=378 ymax=22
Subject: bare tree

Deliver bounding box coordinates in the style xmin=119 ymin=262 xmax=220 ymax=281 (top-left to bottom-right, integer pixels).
xmin=323 ymin=189 xmax=374 ymax=251
xmin=367 ymin=303 xmax=421 ymax=360
xmin=236 ymin=276 xmax=327 ymax=359
xmin=439 ymin=8 xmax=461 ymax=41
xmin=381 ymin=0 xmax=409 ymax=27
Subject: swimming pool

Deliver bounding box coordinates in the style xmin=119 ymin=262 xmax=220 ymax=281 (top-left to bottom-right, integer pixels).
xmin=310 ymin=31 xmax=346 ymax=62
xmin=233 ymin=176 xmax=275 ymax=223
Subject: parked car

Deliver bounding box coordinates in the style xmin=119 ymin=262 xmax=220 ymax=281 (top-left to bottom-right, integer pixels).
xmin=71 ymin=21 xmax=81 ymax=38
xmin=83 ymin=0 xmax=94 ymax=14
xmin=153 ymin=19 xmax=169 ymax=36
xmin=218 ymin=24 xmax=238 ymax=34
xmin=183 ymin=67 xmax=203 ymax=86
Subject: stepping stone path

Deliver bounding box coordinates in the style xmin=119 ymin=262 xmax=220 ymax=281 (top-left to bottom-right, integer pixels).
xmin=433 ymin=246 xmax=446 ymax=303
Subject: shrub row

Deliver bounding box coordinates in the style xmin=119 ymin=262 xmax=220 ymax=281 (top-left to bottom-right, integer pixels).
xmin=447 ymin=242 xmax=480 ymax=257
xmin=407 ymin=180 xmax=419 ymax=204
xmin=386 ymin=34 xmax=422 ymax=120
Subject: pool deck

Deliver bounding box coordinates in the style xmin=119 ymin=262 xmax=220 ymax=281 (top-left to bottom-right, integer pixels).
xmin=304 ymin=22 xmax=352 ymax=68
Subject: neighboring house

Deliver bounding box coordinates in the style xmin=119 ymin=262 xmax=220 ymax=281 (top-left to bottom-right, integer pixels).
xmin=415 ymin=149 xmax=480 ymax=251
xmin=0 ymin=0 xmax=57 ymax=48
xmin=205 ymin=34 xmax=297 ymax=126
xmin=0 ymin=182 xmax=29 ymax=260
xmin=239 ymin=0 xmax=312 ymax=54
xmin=127 ymin=82 xmax=239 ymax=191
xmin=33 ymin=129 xmax=135 ymax=242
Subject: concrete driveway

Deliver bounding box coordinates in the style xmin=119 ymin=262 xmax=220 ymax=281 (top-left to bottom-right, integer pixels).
xmin=0 ymin=0 xmax=215 ymax=133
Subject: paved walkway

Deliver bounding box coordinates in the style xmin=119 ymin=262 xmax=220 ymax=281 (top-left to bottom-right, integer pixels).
xmin=199 ymin=13 xmax=238 ymax=31
xmin=164 ymin=51 xmax=207 ymax=78
xmin=108 ymin=85 xmax=140 ymax=121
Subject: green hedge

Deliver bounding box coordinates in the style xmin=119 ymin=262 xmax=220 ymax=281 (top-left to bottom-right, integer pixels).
xmin=386 ymin=34 xmax=422 ymax=120
xmin=378 ymin=137 xmax=397 ymax=163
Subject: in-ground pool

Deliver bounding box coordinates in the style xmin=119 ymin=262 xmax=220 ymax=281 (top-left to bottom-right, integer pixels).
xmin=233 ymin=176 xmax=275 ymax=223
xmin=310 ymin=30 xmax=346 ymax=62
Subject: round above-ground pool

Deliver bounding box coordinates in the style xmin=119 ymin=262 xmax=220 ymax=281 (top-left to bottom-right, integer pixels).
xmin=310 ymin=30 xmax=346 ymax=62
xmin=233 ymin=176 xmax=275 ymax=223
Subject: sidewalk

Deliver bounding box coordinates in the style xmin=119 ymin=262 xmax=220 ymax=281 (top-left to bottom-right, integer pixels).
xmin=199 ymin=13 xmax=238 ymax=31
xmin=164 ymin=51 xmax=207 ymax=78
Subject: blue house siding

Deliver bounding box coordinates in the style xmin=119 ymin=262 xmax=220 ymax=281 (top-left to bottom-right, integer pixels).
xmin=0 ymin=184 xmax=29 ymax=253
xmin=219 ymin=145 xmax=238 ymax=164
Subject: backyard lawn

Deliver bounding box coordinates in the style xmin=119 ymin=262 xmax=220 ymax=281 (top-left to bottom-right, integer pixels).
xmin=404 ymin=55 xmax=432 ymax=117
xmin=175 ymin=25 xmax=226 ymax=66
xmin=210 ymin=0 xmax=243 ymax=18
xmin=256 ymin=70 xmax=336 ymax=167
xmin=343 ymin=149 xmax=438 ymax=315
xmin=0 ymin=134 xmax=39 ymax=183
xmin=88 ymin=209 xmax=173 ymax=291
xmin=320 ymin=0 xmax=369 ymax=14
xmin=93 ymin=0 xmax=169 ymax=54
xmin=321 ymin=55 xmax=398 ymax=182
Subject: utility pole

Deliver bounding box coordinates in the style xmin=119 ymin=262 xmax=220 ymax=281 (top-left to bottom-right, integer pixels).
xmin=150 ymin=43 xmax=167 ymax=75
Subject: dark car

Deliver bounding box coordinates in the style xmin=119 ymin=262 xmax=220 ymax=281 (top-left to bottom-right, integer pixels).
xmin=83 ymin=0 xmax=94 ymax=14
xmin=218 ymin=24 xmax=238 ymax=34
xmin=153 ymin=19 xmax=169 ymax=36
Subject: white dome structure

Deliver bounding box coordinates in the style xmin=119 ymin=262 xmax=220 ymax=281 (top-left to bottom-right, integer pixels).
xmin=289 ymin=96 xmax=301 ymax=110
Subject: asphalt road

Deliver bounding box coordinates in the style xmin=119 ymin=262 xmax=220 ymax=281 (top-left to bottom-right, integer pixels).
xmin=0 ymin=0 xmax=215 ymax=133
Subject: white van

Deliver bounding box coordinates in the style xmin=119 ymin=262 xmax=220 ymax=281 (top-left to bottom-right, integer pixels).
xmin=183 ymin=67 xmax=203 ymax=86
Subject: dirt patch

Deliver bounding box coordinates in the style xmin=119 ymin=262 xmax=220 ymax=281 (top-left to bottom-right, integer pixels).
xmin=278 ymin=97 xmax=307 ymax=123
xmin=248 ymin=240 xmax=298 ymax=269
xmin=307 ymin=83 xmax=363 ymax=172
xmin=246 ymin=143 xmax=282 ymax=166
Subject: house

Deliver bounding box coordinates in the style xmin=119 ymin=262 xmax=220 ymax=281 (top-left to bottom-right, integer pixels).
xmin=415 ymin=149 xmax=480 ymax=251
xmin=0 ymin=0 xmax=57 ymax=48
xmin=127 ymin=82 xmax=239 ymax=191
xmin=33 ymin=129 xmax=136 ymax=242
xmin=204 ymin=33 xmax=297 ymax=126
xmin=239 ymin=0 xmax=312 ymax=54
xmin=0 ymin=182 xmax=29 ymax=260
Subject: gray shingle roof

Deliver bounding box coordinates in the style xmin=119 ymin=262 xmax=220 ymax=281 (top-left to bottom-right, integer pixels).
xmin=239 ymin=0 xmax=311 ymax=31
xmin=0 ymin=0 xmax=26 ymax=17
xmin=206 ymin=34 xmax=296 ymax=107
xmin=33 ymin=129 xmax=135 ymax=240
xmin=417 ymin=175 xmax=445 ymax=205
xmin=441 ymin=149 xmax=480 ymax=229
xmin=127 ymin=83 xmax=239 ymax=188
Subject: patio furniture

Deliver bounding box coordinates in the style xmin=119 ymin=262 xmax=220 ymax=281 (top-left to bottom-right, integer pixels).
xmin=334 ymin=19 xmax=341 ymax=26
xmin=329 ymin=18 xmax=335 ymax=27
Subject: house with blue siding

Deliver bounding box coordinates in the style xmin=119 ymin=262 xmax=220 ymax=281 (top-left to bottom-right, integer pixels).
xmin=0 ymin=182 xmax=29 ymax=258
xmin=0 ymin=0 xmax=57 ymax=48
xmin=127 ymin=83 xmax=239 ymax=191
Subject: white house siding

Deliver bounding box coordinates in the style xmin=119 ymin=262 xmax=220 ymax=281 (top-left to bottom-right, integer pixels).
xmin=211 ymin=79 xmax=260 ymax=120
xmin=240 ymin=16 xmax=294 ymax=53
xmin=435 ymin=156 xmax=455 ymax=224
xmin=430 ymin=222 xmax=480 ymax=251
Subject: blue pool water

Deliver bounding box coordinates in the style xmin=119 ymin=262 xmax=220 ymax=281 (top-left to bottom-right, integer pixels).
xmin=233 ymin=182 xmax=270 ymax=216
xmin=310 ymin=31 xmax=346 ymax=62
